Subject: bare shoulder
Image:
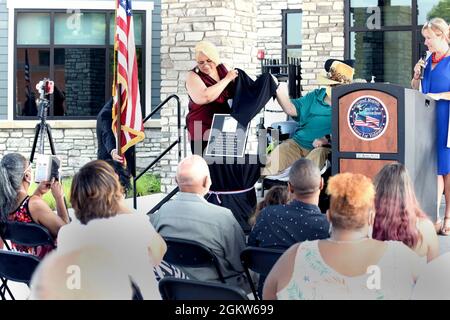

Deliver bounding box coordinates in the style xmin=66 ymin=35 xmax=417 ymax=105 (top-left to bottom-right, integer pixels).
xmin=28 ymin=195 xmax=52 ymax=221
xmin=186 ymin=70 xmax=200 ymax=81
xmin=417 ymin=218 xmax=438 ymax=238
xmin=417 ymin=218 xmax=435 ymax=232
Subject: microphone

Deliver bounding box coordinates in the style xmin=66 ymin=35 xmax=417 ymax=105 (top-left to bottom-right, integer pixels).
xmin=420 ymin=51 xmax=427 ymax=80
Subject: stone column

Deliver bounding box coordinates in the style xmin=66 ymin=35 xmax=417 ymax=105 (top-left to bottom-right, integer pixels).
xmin=160 ymin=0 xmax=258 ymax=193
xmin=255 ymin=0 xmax=344 ymax=92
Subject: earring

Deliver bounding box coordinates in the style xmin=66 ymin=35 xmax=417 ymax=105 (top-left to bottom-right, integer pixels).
xmin=328 ymin=222 xmax=333 ymax=236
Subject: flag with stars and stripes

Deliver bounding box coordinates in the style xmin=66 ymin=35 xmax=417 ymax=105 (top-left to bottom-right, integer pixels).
xmin=112 ymin=0 xmax=144 ymax=155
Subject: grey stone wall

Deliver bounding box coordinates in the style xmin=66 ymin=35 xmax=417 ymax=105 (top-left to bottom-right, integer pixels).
xmin=160 ymin=0 xmax=259 ymax=192
xmin=0 ymin=126 xmax=161 ymax=177
xmin=255 ymin=0 xmax=345 ymax=93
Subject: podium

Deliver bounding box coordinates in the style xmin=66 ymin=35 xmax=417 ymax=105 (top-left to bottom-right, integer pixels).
xmin=331 ymin=83 xmax=437 ymax=219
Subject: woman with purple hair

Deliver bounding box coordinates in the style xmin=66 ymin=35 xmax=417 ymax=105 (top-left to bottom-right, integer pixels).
xmin=373 ymin=163 xmax=439 ymax=262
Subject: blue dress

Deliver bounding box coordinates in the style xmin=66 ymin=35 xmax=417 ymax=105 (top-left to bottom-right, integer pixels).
xmin=422 ymin=56 xmax=450 ymax=175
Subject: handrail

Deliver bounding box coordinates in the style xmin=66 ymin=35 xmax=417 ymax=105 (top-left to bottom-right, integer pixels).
xmin=133 ymin=94 xmax=182 ymax=209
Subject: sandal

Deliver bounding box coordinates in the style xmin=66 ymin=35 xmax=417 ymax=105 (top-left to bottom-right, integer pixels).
xmin=435 ymin=219 xmax=443 ymax=233
xmin=439 ymin=217 xmax=450 ymax=236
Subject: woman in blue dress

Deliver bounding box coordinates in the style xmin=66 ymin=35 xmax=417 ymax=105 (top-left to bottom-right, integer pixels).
xmin=412 ymin=18 xmax=450 ymax=235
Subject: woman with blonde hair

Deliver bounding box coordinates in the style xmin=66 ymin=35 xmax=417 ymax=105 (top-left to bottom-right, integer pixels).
xmin=263 ymin=173 xmax=424 ymax=300
xmin=186 ymin=40 xmax=238 ymax=154
xmin=411 ymin=17 xmax=450 ymax=235
xmin=373 ymin=163 xmax=439 ymax=262
xmin=57 ymin=160 xmax=166 ymax=299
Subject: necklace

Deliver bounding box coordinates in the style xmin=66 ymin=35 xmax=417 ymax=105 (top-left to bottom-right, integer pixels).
xmin=326 ymin=237 xmax=370 ymax=244
xmin=432 ymin=48 xmax=450 ymax=64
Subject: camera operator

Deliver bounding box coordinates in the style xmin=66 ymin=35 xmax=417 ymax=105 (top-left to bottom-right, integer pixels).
xmin=96 ymin=99 xmax=136 ymax=175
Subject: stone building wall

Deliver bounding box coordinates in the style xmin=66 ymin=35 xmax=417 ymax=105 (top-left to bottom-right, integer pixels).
xmin=255 ymin=0 xmax=344 ymax=92
xmin=160 ymin=0 xmax=345 ymax=193
xmin=0 ymin=124 xmax=161 ymax=178
xmin=160 ymin=0 xmax=259 ymax=192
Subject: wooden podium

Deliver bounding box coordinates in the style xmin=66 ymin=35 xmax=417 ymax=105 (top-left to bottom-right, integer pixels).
xmin=331 ymin=83 xmax=437 ymax=219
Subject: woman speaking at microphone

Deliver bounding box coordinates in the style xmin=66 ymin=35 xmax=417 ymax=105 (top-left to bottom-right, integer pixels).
xmin=411 ymin=18 xmax=450 ymax=236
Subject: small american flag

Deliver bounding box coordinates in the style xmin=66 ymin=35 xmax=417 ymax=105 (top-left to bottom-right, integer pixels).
xmin=112 ymin=0 xmax=144 ymax=155
xmin=365 ymin=115 xmax=380 ymax=128
xmin=24 ymin=49 xmax=31 ymax=96
xmin=354 ymin=115 xmax=379 ymax=129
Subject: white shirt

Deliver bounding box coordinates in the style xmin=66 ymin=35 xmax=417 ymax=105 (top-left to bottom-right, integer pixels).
xmin=58 ymin=212 xmax=161 ymax=300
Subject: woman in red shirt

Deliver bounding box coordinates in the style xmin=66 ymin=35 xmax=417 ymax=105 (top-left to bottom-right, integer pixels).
xmin=185 ymin=40 xmax=238 ymax=154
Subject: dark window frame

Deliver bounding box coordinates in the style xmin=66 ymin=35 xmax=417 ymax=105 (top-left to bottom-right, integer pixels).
xmin=344 ymin=1 xmax=427 ymax=77
xmin=14 ymin=9 xmax=145 ymax=120
xmin=282 ymin=9 xmax=302 ymax=64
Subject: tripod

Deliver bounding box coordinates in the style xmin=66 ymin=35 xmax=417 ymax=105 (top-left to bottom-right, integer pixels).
xmin=30 ymin=87 xmax=56 ymax=163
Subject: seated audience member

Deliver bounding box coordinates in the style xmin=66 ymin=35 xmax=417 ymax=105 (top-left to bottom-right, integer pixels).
xmin=411 ymin=253 xmax=450 ymax=300
xmin=0 ymin=153 xmax=69 ymax=258
xmin=57 ymin=160 xmax=164 ymax=300
xmin=249 ymin=186 xmax=288 ymax=227
xmin=248 ymin=158 xmax=329 ymax=250
xmin=104 ymin=159 xmax=189 ymax=281
xmin=150 ymin=155 xmax=246 ymax=287
xmin=30 ymin=246 xmax=133 ymax=300
xmin=373 ymin=163 xmax=439 ymax=262
xmin=263 ymin=172 xmax=425 ymax=300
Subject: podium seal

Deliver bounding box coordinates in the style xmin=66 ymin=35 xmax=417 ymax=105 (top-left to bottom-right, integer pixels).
xmin=348 ymin=95 xmax=388 ymax=141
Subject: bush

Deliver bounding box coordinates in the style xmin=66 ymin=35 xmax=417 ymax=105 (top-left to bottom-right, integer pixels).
xmin=29 ymin=174 xmax=160 ymax=210
xmin=132 ymin=174 xmax=161 ymax=197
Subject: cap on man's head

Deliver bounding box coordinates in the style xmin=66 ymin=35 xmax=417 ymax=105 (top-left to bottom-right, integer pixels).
xmin=324 ymin=59 xmax=355 ymax=72
xmin=317 ymin=59 xmax=355 ymax=86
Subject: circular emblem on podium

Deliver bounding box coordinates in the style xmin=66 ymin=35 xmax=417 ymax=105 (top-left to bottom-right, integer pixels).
xmin=348 ymin=96 xmax=388 ymax=141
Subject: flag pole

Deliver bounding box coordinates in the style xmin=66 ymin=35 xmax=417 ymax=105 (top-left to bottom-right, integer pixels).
xmin=113 ymin=0 xmax=122 ymax=157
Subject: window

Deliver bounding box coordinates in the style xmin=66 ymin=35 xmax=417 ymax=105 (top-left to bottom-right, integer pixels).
xmin=282 ymin=10 xmax=302 ymax=63
xmin=346 ymin=0 xmax=448 ymax=87
xmin=15 ymin=10 xmax=145 ymax=119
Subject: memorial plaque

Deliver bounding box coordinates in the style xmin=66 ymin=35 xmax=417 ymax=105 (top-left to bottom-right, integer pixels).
xmin=205 ymin=114 xmax=250 ymax=157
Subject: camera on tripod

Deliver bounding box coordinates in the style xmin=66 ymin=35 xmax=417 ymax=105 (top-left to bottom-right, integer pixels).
xmin=31 ymin=77 xmax=62 ymax=183
xmin=36 ymin=78 xmax=54 ymax=96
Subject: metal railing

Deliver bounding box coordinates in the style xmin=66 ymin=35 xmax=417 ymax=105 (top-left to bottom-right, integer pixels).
xmin=133 ymin=94 xmax=182 ymax=210
xmin=261 ymin=58 xmax=302 ymax=98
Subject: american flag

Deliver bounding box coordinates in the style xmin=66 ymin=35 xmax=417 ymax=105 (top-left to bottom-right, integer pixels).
xmin=112 ymin=0 xmax=144 ymax=155
xmin=24 ymin=49 xmax=31 ymax=96
xmin=354 ymin=115 xmax=380 ymax=129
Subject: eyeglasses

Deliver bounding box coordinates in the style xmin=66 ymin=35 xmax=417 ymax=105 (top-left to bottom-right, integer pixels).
xmin=23 ymin=163 xmax=32 ymax=175
xmin=197 ymin=59 xmax=213 ymax=66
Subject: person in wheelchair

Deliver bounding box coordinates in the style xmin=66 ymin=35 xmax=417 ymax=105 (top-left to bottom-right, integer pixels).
xmin=261 ymin=59 xmax=354 ymax=177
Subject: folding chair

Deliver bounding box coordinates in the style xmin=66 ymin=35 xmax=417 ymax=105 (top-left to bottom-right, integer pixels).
xmin=158 ymin=277 xmax=249 ymax=300
xmin=240 ymin=247 xmax=284 ymax=300
xmin=0 ymin=221 xmax=54 ymax=300
xmin=0 ymin=221 xmax=55 ymax=251
xmin=162 ymin=237 xmax=226 ymax=283
xmin=0 ymin=251 xmax=40 ymax=300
